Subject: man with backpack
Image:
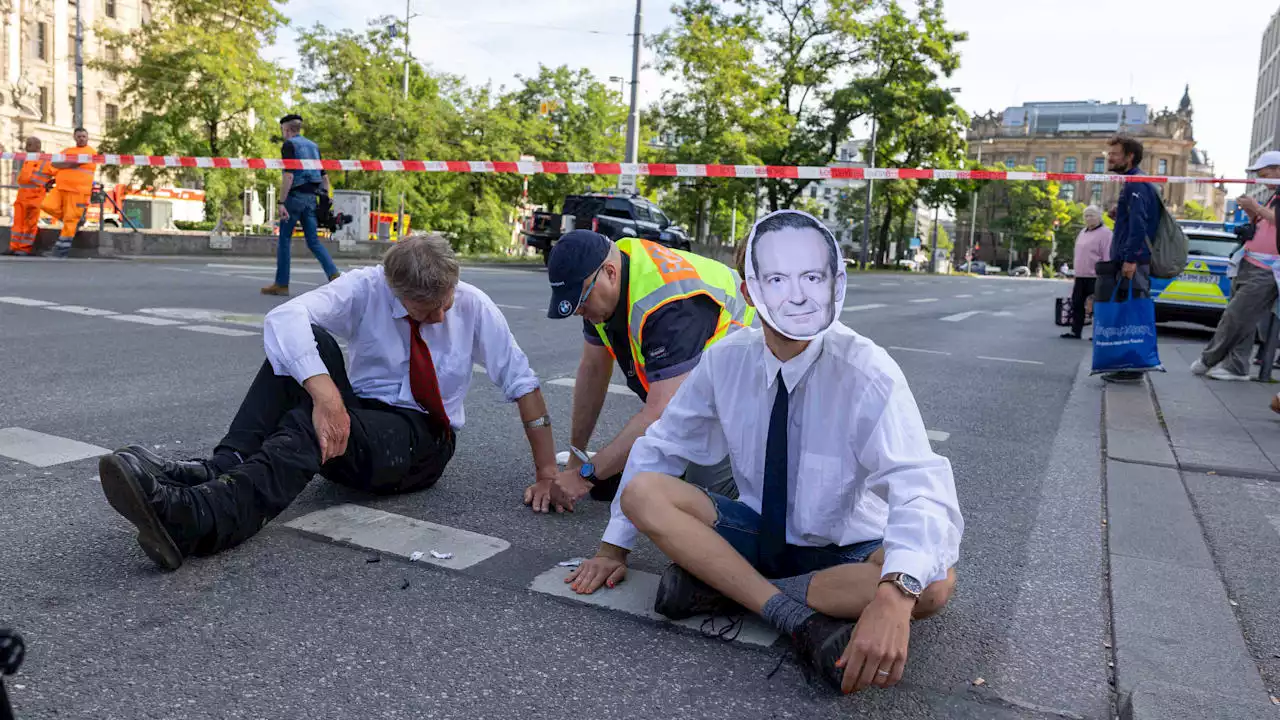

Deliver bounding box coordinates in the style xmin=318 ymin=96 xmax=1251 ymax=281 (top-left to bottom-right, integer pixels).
xmin=1191 ymin=152 xmax=1280 ymax=381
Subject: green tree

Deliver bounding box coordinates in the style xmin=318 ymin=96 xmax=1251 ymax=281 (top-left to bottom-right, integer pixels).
xmin=95 ymin=0 xmax=290 ymax=219
xmin=1182 ymin=200 xmax=1216 ymax=221
xmin=996 ymin=166 xmax=1074 ymax=264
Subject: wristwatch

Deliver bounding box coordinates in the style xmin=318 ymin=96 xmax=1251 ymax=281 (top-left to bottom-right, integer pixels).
xmin=570 ymin=446 xmax=598 ymax=484
xmin=879 ymin=572 xmax=923 ymax=601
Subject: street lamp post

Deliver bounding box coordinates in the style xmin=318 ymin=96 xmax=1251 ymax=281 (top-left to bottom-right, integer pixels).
xmin=967 ymin=138 xmax=994 ymax=268
xmin=859 ymin=116 xmax=877 ymax=270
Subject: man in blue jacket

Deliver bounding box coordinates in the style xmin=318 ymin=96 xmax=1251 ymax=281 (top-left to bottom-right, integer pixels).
xmin=1101 ymin=133 xmax=1162 ymax=383
xmin=261 ymin=114 xmax=341 ymax=296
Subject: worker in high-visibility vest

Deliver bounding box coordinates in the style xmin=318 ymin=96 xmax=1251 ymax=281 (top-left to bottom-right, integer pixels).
xmin=6 ymin=136 xmax=54 ymax=256
xmin=531 ymin=229 xmax=754 ymax=542
xmin=41 ymin=127 xmax=97 ymax=258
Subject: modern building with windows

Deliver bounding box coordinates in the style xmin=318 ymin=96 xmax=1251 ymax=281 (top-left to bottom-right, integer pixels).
xmin=1249 ymin=5 xmax=1280 ymax=199
xmin=966 ymin=93 xmax=1212 ymax=216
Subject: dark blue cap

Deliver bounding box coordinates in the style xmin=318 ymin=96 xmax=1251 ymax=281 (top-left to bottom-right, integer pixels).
xmin=547 ymin=230 xmax=612 ymax=318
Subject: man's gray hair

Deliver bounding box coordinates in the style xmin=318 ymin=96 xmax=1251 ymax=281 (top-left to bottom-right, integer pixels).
xmin=281 ymin=118 xmax=302 ymax=134
xmin=383 ymin=234 xmax=460 ymax=305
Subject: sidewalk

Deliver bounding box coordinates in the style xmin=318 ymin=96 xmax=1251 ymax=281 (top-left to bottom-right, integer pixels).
xmin=1101 ymin=337 xmax=1280 ymax=719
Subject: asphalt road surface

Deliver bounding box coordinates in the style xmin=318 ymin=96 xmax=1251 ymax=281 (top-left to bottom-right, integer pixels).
xmin=0 ymin=256 xmax=1110 ymax=719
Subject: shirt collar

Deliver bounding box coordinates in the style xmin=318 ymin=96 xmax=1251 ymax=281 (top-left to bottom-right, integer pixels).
xmin=390 ymin=294 xmax=409 ymax=320
xmin=762 ymin=333 xmax=825 ymax=393
xmin=1124 ymin=166 xmax=1143 ymax=176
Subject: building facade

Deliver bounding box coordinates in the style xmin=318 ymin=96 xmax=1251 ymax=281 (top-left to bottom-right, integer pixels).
xmin=966 ymin=94 xmax=1204 ymax=215
xmin=1250 ymin=5 xmax=1280 ymax=199
xmin=1 ymin=0 xmax=147 ymax=213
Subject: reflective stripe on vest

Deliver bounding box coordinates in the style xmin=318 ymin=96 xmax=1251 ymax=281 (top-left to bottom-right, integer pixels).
xmin=593 ymin=238 xmax=755 ymax=392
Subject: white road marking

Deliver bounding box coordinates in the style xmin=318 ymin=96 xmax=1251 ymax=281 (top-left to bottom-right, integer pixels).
xmin=529 ymin=565 xmax=779 ymax=647
xmin=879 ymin=282 xmax=900 ymax=286
xmin=991 ymin=311 xmax=1015 ymax=317
xmin=548 ymin=377 xmax=632 ymax=396
xmin=105 ymin=314 xmax=185 ymax=326
xmin=909 ymin=298 xmax=938 ymax=304
xmin=954 ymin=293 xmax=973 ymax=298
xmin=0 ymin=428 xmax=108 ymax=467
xmin=285 ymin=504 xmax=510 ymax=570
xmin=927 ymin=430 xmax=951 ymax=442
xmin=1003 ymin=289 xmax=1015 ymax=293
xmin=842 ymin=303 xmax=887 ymax=313
xmin=179 ymin=325 xmax=259 ymax=337
xmin=889 ymin=346 xmax=950 ymax=356
xmin=138 ymin=308 xmax=265 ymax=327
xmin=496 ymin=304 xmax=528 ymax=310
xmin=981 ymin=291 xmax=996 ymax=295
xmin=0 ymin=296 xmax=57 ymax=307
xmin=978 ymin=355 xmax=1045 ymax=366
xmin=941 ymin=311 xmax=982 ymax=322
xmin=204 ymin=263 xmax=331 ymax=275
xmin=47 ymin=305 xmax=117 ymax=316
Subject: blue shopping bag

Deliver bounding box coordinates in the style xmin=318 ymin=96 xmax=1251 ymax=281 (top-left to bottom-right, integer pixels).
xmin=1091 ymin=280 xmax=1162 ymax=374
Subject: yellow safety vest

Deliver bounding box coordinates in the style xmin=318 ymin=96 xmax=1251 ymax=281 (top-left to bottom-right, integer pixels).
xmin=593 ymin=238 xmax=755 ymax=393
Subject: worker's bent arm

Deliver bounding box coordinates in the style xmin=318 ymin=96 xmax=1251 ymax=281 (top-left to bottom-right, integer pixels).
xmin=569 ymin=342 xmax=614 ymax=461
xmin=587 ymin=371 xmax=689 ymax=480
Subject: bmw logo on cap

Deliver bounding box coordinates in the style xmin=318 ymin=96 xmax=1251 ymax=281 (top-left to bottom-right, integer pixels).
xmin=558 ymin=300 xmax=573 ymax=317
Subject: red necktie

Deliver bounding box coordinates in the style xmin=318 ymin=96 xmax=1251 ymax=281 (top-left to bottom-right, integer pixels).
xmin=408 ymin=318 xmax=451 ymax=432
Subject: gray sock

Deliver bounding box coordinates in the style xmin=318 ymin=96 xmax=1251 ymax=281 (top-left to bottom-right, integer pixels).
xmin=761 ymin=592 xmax=816 ymax=636
xmin=770 ymin=572 xmax=815 ymax=605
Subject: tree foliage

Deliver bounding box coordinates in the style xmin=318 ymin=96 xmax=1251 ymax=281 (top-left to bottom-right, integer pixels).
xmin=1182 ymin=200 xmax=1216 ymax=221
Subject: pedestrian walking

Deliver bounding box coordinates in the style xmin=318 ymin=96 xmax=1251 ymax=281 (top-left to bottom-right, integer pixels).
xmin=1098 ymin=134 xmax=1161 ymax=383
xmin=5 ymin=137 xmax=53 ymax=256
xmin=97 ymin=235 xmax=559 ymax=571
xmin=1060 ymin=205 xmax=1112 ymax=339
xmin=581 ymin=210 xmax=961 ymax=694
xmin=1191 ymin=151 xmax=1280 ymax=382
xmin=41 ymin=128 xmax=96 ymax=258
xmin=260 ymin=113 xmax=340 ymax=296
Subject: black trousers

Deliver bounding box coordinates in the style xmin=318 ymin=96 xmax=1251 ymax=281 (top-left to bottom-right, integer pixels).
xmin=184 ymin=326 xmax=455 ymax=555
xmin=1069 ymin=276 xmax=1097 ymax=336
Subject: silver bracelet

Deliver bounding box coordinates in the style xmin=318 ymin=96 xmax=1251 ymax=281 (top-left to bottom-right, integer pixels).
xmin=523 ymin=414 xmax=552 ymax=430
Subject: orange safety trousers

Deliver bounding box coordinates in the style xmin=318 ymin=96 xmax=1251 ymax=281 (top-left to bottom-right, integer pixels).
xmin=41 ymin=188 xmax=90 ymax=240
xmin=9 ymin=198 xmax=42 ymax=253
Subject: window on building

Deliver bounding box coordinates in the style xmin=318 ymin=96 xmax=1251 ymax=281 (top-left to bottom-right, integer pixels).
xmin=38 ymin=87 xmax=48 ymax=122
xmin=106 ymin=46 xmax=120 ymax=79
xmin=1004 ymin=156 xmax=1017 ymax=169
xmin=1158 ymin=159 xmax=1168 ymax=175
xmin=1090 ymin=183 xmax=1103 ymax=207
xmin=105 ymin=103 xmax=119 ymax=127
xmin=1060 ymin=184 xmax=1076 ymax=202
xmin=1063 ymin=157 xmax=1077 ymax=173
xmin=809 ymin=185 xmax=818 ymax=198
xmin=1093 ymin=157 xmax=1105 ymax=173
xmin=839 ymin=148 xmax=849 ymax=161
xmin=34 ymin=22 xmax=48 ymax=60
xmin=105 ymin=0 xmax=117 ymax=18
xmin=1034 ymin=157 xmax=1047 ymax=172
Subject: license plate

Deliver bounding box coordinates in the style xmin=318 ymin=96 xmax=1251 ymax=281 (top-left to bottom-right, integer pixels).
xmin=1175 ymin=273 xmax=1220 ymax=285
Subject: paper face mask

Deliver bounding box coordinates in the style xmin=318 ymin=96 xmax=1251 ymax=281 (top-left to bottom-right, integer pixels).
xmin=744 ymin=209 xmax=847 ymax=341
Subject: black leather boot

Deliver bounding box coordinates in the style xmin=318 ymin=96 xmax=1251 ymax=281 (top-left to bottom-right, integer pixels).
xmin=117 ymin=444 xmax=216 ymax=487
xmin=98 ymin=452 xmax=213 ymax=571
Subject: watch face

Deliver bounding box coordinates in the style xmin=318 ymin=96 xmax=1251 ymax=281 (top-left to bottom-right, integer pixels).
xmin=899 ymin=574 xmax=924 ymax=595
xmin=579 ymin=463 xmax=595 ymax=479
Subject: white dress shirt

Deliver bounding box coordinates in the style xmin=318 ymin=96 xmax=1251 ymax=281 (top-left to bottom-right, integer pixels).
xmin=263 ymin=266 xmax=540 ymax=429
xmin=604 ymin=323 xmax=963 ymax=585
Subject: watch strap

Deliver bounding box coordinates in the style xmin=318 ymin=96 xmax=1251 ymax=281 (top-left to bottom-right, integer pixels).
xmin=523 ymin=414 xmax=552 ymax=430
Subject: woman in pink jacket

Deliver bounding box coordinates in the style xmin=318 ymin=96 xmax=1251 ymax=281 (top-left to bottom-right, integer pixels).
xmin=1061 ymin=205 xmax=1113 ymax=339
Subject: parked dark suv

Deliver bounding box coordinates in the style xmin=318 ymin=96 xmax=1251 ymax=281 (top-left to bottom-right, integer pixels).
xmin=521 ymin=191 xmax=690 ymax=263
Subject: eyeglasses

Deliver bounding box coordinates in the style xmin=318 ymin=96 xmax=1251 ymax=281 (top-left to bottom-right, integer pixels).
xmin=577 ymin=264 xmax=604 ymax=309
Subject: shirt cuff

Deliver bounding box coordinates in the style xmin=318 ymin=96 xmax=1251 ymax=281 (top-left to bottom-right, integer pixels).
xmin=282 ymin=352 xmax=329 ymax=385
xmin=881 ymin=548 xmax=946 ymax=587
xmin=601 ymin=516 xmax=640 ymax=551
xmin=503 ymin=375 xmax=541 ymax=403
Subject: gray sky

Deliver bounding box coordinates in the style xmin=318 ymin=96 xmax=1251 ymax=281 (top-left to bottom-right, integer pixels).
xmin=272 ymin=0 xmax=1276 ymax=183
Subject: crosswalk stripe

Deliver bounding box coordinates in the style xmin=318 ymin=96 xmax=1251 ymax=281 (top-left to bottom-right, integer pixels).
xmin=909 ymin=298 xmax=938 ymax=304
xmin=528 ymin=565 xmax=779 ymax=647
xmin=48 ymin=305 xmax=116 ymax=316
xmin=978 ymin=355 xmax=1044 ymax=366
xmin=285 ymin=504 xmax=511 ymax=570
xmin=496 ymin=304 xmax=528 ymax=310
xmin=889 ymin=346 xmax=950 ymax=356
xmin=954 ymin=294 xmax=973 ymax=298
xmin=927 ymin=430 xmax=951 ymax=442
xmin=105 ymin=314 xmax=185 ymax=326
xmin=0 ymin=427 xmax=108 ymax=467
xmin=0 ymin=296 xmax=56 ymax=307
xmin=548 ymin=377 xmax=632 ymax=396
xmin=179 ymin=325 xmax=259 ymax=337
xmin=940 ymin=311 xmax=981 ymax=322
xmin=842 ymin=303 xmax=887 ymax=313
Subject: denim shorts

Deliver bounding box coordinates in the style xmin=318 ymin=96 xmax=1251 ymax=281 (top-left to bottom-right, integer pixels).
xmin=702 ymin=489 xmax=883 ymax=578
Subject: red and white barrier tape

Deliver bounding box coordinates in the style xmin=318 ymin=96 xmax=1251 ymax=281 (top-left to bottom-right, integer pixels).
xmin=3 ymin=152 xmax=1274 ymax=185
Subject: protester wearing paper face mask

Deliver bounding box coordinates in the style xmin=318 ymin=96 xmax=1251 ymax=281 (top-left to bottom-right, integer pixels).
xmin=746 ymin=210 xmax=846 ymax=340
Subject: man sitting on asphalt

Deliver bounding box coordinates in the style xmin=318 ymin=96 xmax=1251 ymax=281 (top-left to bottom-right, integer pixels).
xmin=595 ymin=210 xmax=963 ymax=693
xmin=98 ymin=234 xmax=560 ymax=570
xmin=533 ymin=230 xmax=754 ymax=594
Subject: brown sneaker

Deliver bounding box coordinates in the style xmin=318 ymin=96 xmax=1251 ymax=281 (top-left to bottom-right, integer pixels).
xmin=328 ymin=272 xmax=341 ymax=282
xmin=260 ymin=284 xmax=289 ymax=296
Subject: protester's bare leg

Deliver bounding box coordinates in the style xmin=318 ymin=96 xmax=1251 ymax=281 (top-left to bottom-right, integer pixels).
xmin=807 ymin=547 xmax=957 ymax=620
xmin=621 ymin=471 xmax=780 ymax=614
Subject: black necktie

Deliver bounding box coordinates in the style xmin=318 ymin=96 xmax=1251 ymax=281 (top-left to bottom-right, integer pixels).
xmin=759 ymin=370 xmax=789 ymax=577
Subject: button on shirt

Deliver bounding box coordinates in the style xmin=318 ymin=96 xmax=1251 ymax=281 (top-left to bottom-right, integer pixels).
xmin=263 ymin=266 xmax=540 ymax=428
xmin=604 ymin=323 xmax=964 ymax=586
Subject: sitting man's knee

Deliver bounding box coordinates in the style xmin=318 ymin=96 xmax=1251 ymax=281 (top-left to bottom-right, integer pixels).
xmin=913 ymin=568 xmax=956 ymax=620
xmin=620 ymin=472 xmax=678 ymax=529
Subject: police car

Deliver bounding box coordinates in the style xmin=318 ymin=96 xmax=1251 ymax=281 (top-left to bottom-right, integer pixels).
xmin=1150 ymin=223 xmax=1239 ymax=327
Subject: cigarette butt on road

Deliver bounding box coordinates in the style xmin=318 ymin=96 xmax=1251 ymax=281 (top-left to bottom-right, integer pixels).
xmin=1229 ymin=599 xmax=1239 ymax=607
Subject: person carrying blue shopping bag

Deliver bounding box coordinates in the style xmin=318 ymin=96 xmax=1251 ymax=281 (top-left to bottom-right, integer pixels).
xmin=1094 ymin=134 xmax=1162 ymax=383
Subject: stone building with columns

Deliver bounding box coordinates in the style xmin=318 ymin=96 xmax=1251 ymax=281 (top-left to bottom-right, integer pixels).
xmin=0 ymin=0 xmax=148 ymax=214
xmin=966 ymin=89 xmax=1223 ymax=219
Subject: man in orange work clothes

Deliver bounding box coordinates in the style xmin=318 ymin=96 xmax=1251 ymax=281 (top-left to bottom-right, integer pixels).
xmin=6 ymin=137 xmax=54 ymax=256
xmin=41 ymin=127 xmax=97 ymax=258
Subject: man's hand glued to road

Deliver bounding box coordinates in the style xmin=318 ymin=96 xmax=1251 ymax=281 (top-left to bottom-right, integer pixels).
xmin=564 ymin=544 xmax=628 ymax=594
xmin=836 ymin=583 xmax=915 ymax=693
